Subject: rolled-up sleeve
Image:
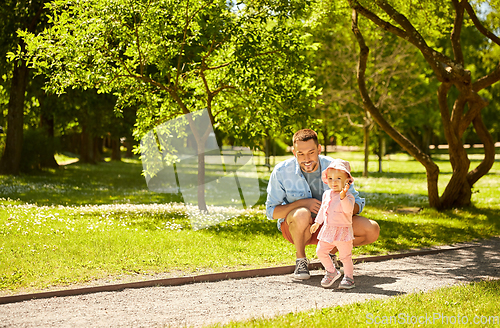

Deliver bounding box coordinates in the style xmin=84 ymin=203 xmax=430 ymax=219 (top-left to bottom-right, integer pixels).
xmin=265 ymin=169 xmax=286 ymax=220
xmin=348 ymin=183 xmax=365 ymax=214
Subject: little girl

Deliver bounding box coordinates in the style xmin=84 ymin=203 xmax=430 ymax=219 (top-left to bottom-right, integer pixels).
xmin=310 ymin=159 xmax=356 ymax=289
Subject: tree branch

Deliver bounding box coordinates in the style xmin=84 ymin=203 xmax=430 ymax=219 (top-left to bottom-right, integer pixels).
xmin=176 ymin=0 xmax=214 ymax=87
xmin=27 ymin=0 xmax=47 ymax=32
xmin=348 ymin=0 xmax=441 ymax=79
xmin=348 ymin=0 xmax=406 ymax=37
xmin=451 ymin=0 xmax=465 ymax=65
xmin=437 ymin=82 xmax=456 ymax=146
xmin=340 ymin=112 xmax=364 ymax=129
xmin=450 ymin=94 xmax=467 ymax=138
xmin=458 ymin=92 xmax=488 ymax=136
xmin=473 ymin=63 xmax=500 ymax=92
xmin=351 ymin=8 xmax=441 ymax=207
xmin=463 ymin=0 xmax=500 ymax=47
xmin=467 ymin=113 xmax=496 ymax=186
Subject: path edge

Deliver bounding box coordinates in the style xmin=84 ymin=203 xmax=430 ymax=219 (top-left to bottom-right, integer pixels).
xmin=0 ymin=243 xmax=478 ymax=304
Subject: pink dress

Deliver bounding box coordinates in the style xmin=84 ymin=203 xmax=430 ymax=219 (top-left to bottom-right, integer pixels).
xmin=314 ymin=190 xmax=355 ymax=243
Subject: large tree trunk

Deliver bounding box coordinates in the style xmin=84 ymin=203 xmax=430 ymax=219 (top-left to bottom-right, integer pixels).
xmin=92 ymin=136 xmax=103 ymax=162
xmin=362 ymin=110 xmax=370 ymax=177
xmin=0 ymin=0 xmax=45 ymax=174
xmin=264 ymin=133 xmax=271 ymax=169
xmin=437 ymin=86 xmax=493 ymax=208
xmin=377 ymin=134 xmax=385 ymax=173
xmin=197 ymin=145 xmax=207 ymax=212
xmin=111 ymin=137 xmax=122 ymax=161
xmin=39 ymin=106 xmax=59 ymax=169
xmin=0 ymin=62 xmax=29 ymax=175
xmin=123 ymin=138 xmax=134 ymax=158
xmin=80 ymin=127 xmax=95 ymax=164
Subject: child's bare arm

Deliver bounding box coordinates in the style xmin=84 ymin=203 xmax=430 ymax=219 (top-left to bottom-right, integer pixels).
xmin=339 ymin=180 xmax=351 ymax=200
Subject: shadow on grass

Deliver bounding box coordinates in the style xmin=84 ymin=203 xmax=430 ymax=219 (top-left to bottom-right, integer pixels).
xmin=362 ymin=172 xmax=427 ymax=179
xmin=0 ymin=161 xmax=185 ymax=206
xmin=444 ymin=206 xmax=500 ymax=237
xmin=374 ymin=206 xmax=500 ymax=254
xmin=203 ymin=214 xmax=280 ymax=238
xmin=358 ymin=192 xmax=428 ymax=210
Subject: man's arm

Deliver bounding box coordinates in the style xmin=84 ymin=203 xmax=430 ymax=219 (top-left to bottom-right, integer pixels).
xmin=353 ymin=203 xmax=360 ymax=215
xmin=266 ymin=166 xmax=322 ymax=220
xmin=348 ymin=183 xmax=364 ymax=215
xmin=272 ymin=194 xmax=359 ymax=220
xmin=272 ymin=198 xmax=322 ymax=220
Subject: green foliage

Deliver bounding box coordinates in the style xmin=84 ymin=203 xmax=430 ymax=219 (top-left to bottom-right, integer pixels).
xmin=354 ymin=0 xmax=457 ymax=42
xmin=19 ymin=0 xmax=318 ymax=150
xmin=271 ymin=139 xmax=289 ymax=156
xmin=308 ymin=3 xmax=441 ymax=154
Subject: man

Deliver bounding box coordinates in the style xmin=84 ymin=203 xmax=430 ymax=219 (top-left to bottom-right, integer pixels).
xmin=265 ymin=129 xmax=380 ymax=279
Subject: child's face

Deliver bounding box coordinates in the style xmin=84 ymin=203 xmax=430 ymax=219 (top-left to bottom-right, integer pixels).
xmin=326 ymin=169 xmax=349 ymax=192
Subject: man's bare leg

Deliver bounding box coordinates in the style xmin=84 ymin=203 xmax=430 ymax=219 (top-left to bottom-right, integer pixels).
xmin=329 ymin=215 xmax=380 ymax=254
xmin=352 ymin=215 xmax=380 ymax=246
xmin=286 ymin=207 xmax=314 ymax=259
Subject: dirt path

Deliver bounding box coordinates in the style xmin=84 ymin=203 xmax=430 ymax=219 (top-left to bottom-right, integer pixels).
xmin=1 ymin=237 xmax=499 ymax=328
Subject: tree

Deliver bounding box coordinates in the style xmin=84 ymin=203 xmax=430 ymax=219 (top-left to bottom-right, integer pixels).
xmin=20 ymin=0 xmax=317 ymax=210
xmin=347 ymin=0 xmax=500 ymax=209
xmin=0 ymin=0 xmax=48 ymax=175
xmin=310 ymin=8 xmax=432 ymax=177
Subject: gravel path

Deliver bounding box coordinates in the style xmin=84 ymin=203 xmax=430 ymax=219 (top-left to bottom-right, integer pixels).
xmin=1 ymin=237 xmax=499 ymax=328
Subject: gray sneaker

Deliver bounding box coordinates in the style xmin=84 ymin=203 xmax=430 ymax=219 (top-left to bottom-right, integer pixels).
xmin=338 ymin=276 xmax=355 ymax=289
xmin=321 ymin=270 xmax=341 ymax=288
xmin=294 ymin=258 xmax=310 ymax=280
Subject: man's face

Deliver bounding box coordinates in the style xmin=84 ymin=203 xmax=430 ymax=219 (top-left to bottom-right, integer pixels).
xmin=293 ymin=139 xmax=321 ymax=173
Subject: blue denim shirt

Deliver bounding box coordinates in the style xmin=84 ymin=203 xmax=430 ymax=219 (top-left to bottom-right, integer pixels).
xmin=265 ymin=155 xmax=365 ymax=231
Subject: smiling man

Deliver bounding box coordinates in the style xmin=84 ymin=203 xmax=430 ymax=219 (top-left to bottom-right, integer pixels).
xmin=265 ymin=129 xmax=380 ymax=279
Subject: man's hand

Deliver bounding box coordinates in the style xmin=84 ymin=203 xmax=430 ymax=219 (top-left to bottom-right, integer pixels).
xmin=310 ymin=222 xmax=320 ymax=234
xmin=302 ymin=197 xmax=322 ymax=215
xmin=340 ymin=180 xmax=351 ymax=200
xmin=272 ymin=197 xmax=322 ymax=220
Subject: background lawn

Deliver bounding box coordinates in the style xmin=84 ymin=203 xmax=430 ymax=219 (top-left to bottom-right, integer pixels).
xmin=0 ymin=150 xmax=499 ymax=293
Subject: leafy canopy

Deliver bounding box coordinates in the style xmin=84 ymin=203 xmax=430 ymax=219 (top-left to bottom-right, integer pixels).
xmin=18 ymin=0 xmax=318 ymax=147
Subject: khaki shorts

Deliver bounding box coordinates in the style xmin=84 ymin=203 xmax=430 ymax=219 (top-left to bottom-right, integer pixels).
xmin=280 ymin=219 xmax=322 ymax=245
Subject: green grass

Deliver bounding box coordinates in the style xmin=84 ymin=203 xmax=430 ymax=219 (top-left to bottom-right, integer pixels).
xmin=211 ymin=279 xmax=500 ymax=327
xmin=0 ymin=151 xmax=499 ymax=293
xmin=0 ymin=157 xmax=182 ymax=206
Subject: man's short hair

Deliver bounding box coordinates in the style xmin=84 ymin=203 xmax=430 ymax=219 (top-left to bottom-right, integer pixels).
xmin=293 ymin=129 xmax=318 ymax=146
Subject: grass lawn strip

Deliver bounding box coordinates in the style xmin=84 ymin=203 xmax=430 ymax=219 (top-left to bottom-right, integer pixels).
xmin=0 ymin=152 xmax=499 ymax=293
xmin=213 ymin=279 xmax=500 ymax=327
